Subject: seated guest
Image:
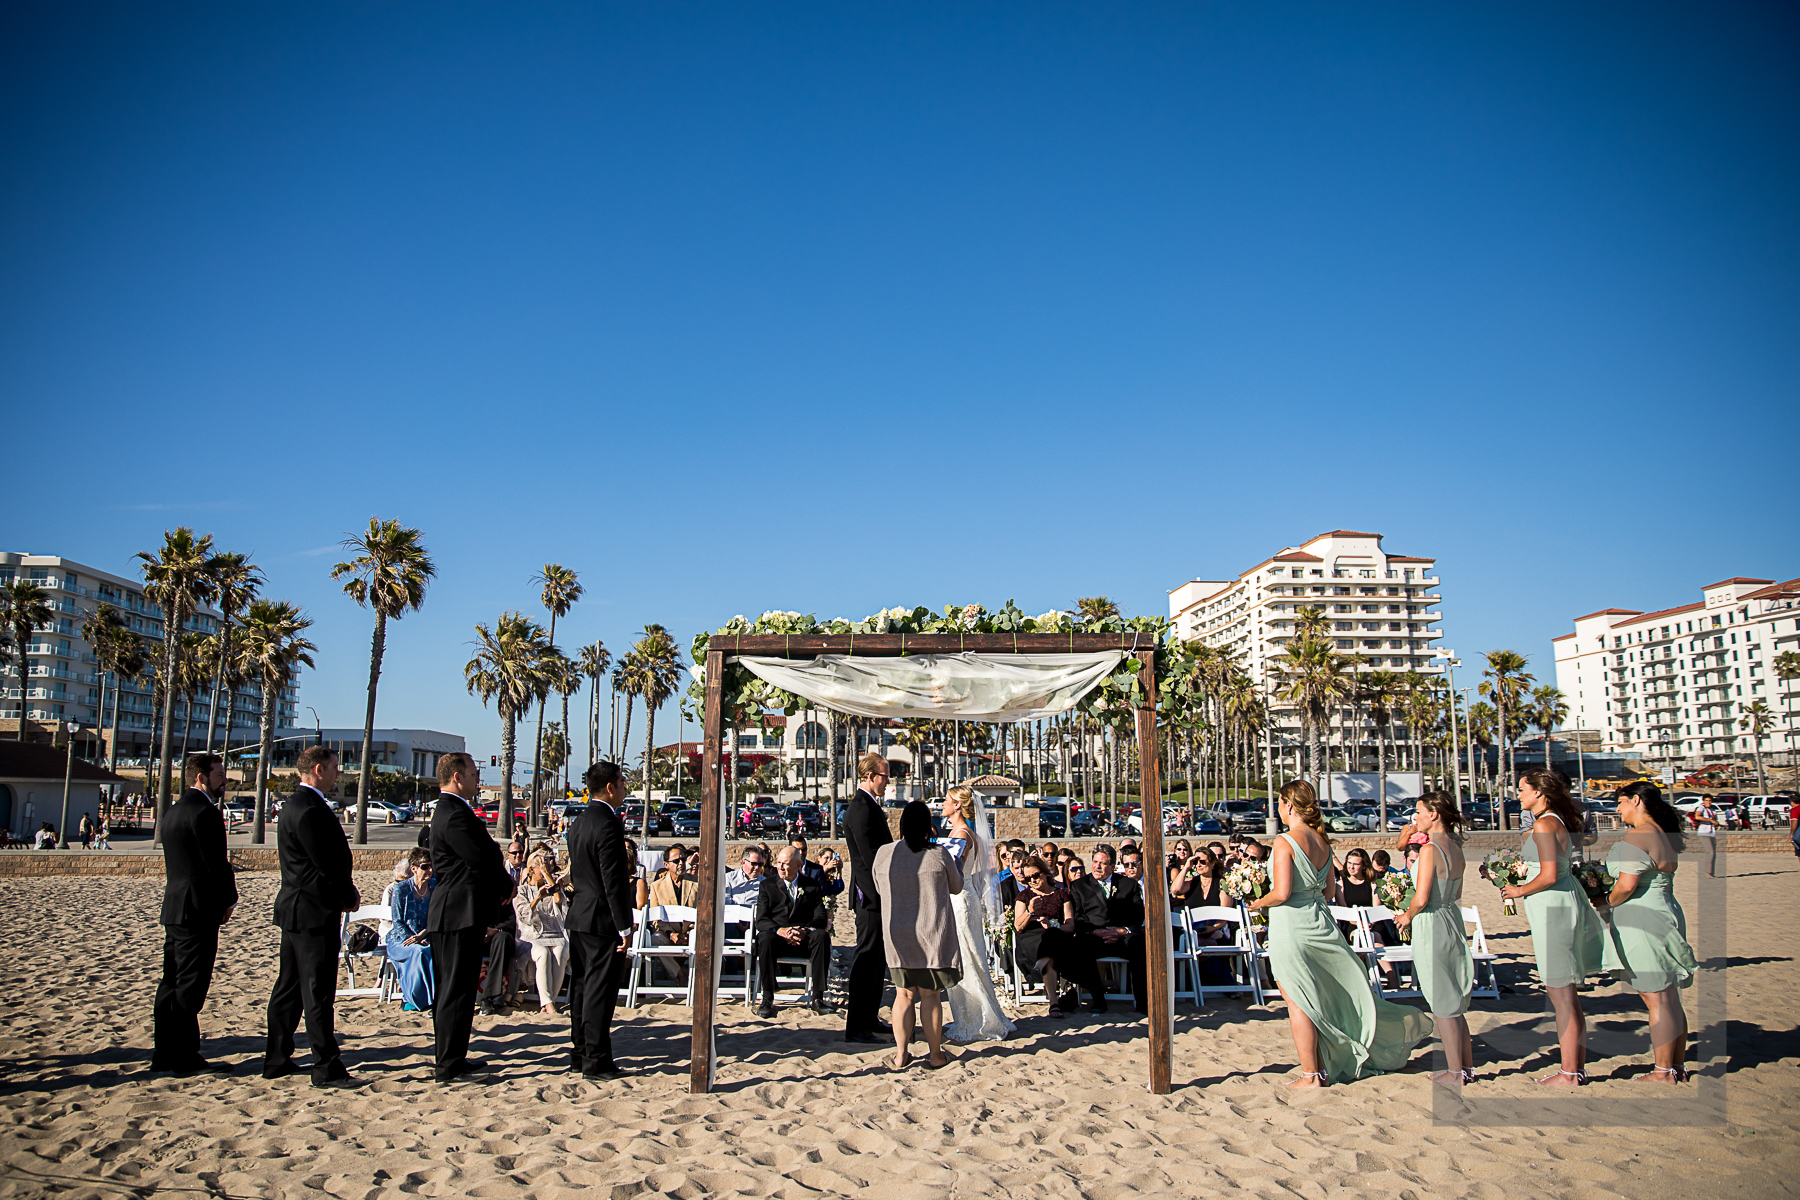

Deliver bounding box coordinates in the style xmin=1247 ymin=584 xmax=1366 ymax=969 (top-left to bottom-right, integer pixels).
xmin=623 ymin=838 xmax=650 ymax=909
xmin=724 ymin=849 xmax=768 ymax=912
xmin=648 ymin=845 xmax=699 ymax=984
xmin=787 ymin=836 xmax=844 ymax=896
xmin=1013 ymin=856 xmax=1074 ymax=1017
xmin=997 ymin=846 xmax=1028 ymax=912
xmin=1039 ymin=841 xmax=1059 ymax=863
xmin=1371 ymin=849 xmax=1396 ymax=876
xmin=1337 ymin=848 xmax=1399 ymax=982
xmin=754 ymin=846 xmax=832 ymax=1016
xmin=379 ymin=855 xmax=412 ymax=940
xmin=387 ymin=848 xmax=437 ymax=1012
xmin=514 ymin=848 xmax=570 ymax=1013
xmin=1066 ymin=844 xmax=1146 ymax=1014
xmin=1205 ymin=840 xmax=1229 ymax=864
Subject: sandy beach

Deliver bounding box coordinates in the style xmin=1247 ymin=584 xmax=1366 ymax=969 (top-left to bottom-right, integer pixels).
xmin=1 ymin=858 xmax=1795 ymax=1200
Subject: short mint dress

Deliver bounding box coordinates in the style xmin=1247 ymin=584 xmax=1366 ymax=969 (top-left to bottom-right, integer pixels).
xmin=1409 ymin=842 xmax=1473 ymax=1019
xmin=1601 ymin=840 xmax=1697 ymax=993
xmin=1519 ymin=825 xmax=1604 ymax=988
xmin=1268 ymin=833 xmax=1431 ymax=1083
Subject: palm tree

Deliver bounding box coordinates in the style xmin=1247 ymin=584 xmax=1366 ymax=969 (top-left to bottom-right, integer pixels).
xmin=1738 ymin=700 xmax=1775 ymax=796
xmin=466 ymin=612 xmax=557 ymax=841
xmin=623 ymin=624 xmax=683 ymax=840
xmin=1468 ymin=701 xmax=1497 ymax=800
xmin=615 ymin=664 xmax=634 ymax=769
xmin=577 ymin=640 xmax=612 ymax=769
xmin=1357 ymin=669 xmax=1400 ymax=820
xmin=202 ymin=553 xmax=262 ymax=755
xmin=234 ymin=600 xmax=316 ymax=845
xmin=1275 ymin=635 xmax=1355 ymax=802
xmin=1529 ymin=685 xmax=1569 ymax=771
xmin=86 ymin=606 xmax=148 ymax=771
xmin=1478 ymin=650 xmax=1532 ymax=828
xmin=2 ymin=579 xmax=55 ymax=741
xmin=138 ymin=529 xmax=220 ymax=834
xmin=525 ymin=565 xmax=582 ymax=820
xmin=332 ymin=518 xmax=435 ymax=845
xmin=1076 ymin=596 xmax=1121 ymax=624
xmin=1774 ymin=651 xmax=1800 ymax=771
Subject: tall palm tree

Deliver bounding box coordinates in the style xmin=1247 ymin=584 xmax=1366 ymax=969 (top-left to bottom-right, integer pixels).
xmin=1076 ymin=596 xmax=1121 ymax=624
xmin=615 ymin=664 xmax=635 ymax=768
xmin=138 ymin=529 xmax=220 ymax=834
xmin=1529 ymin=685 xmax=1569 ymax=770
xmin=1275 ymin=635 xmax=1354 ymax=801
xmin=332 ymin=518 xmax=435 ymax=845
xmin=2 ymin=579 xmax=55 ymax=741
xmin=528 ymin=565 xmax=582 ymax=822
xmin=1468 ymin=701 xmax=1497 ymax=799
xmin=1738 ymin=700 xmax=1775 ymax=796
xmin=1478 ymin=650 xmax=1533 ymax=828
xmin=234 ymin=600 xmax=316 ymax=845
xmin=85 ymin=606 xmax=147 ymax=771
xmin=623 ymin=624 xmax=684 ymax=840
xmin=202 ymin=553 xmax=262 ymax=755
xmin=466 ymin=612 xmax=557 ymax=841
xmin=1357 ymin=669 xmax=1400 ymax=820
xmin=577 ymin=641 xmax=612 ymax=769
xmin=1774 ymin=651 xmax=1800 ymax=770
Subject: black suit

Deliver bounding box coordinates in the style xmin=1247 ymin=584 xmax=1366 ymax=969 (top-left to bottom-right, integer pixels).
xmin=754 ymin=872 xmax=831 ymax=1007
xmin=1069 ymin=871 xmax=1147 ymax=1011
xmin=265 ymin=785 xmax=358 ymax=1080
xmin=427 ymin=794 xmax=515 ymax=1073
xmin=153 ymin=787 xmax=239 ymax=1069
xmin=565 ymin=798 xmax=634 ymax=1073
xmin=841 ymin=788 xmax=893 ymax=1035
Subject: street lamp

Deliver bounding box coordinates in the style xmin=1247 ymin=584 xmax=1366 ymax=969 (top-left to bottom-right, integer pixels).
xmin=1435 ymin=651 xmax=1463 ymax=804
xmin=58 ymin=721 xmax=82 ymax=849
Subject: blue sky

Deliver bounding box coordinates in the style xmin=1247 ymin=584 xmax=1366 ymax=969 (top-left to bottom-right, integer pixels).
xmin=4 ymin=3 xmax=1796 ymax=768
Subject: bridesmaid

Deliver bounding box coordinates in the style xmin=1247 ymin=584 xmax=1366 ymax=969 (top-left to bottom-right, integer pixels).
xmin=1393 ymin=791 xmax=1475 ymax=1084
xmin=1499 ymin=769 xmax=1605 ymax=1085
xmin=1246 ymin=781 xmax=1431 ymax=1087
xmin=1600 ymin=782 xmax=1697 ymax=1082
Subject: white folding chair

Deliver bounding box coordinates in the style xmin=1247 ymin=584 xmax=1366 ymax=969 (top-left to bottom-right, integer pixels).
xmin=1186 ymin=905 xmax=1263 ymax=1006
xmin=625 ymin=905 xmax=697 ymax=1007
xmin=1356 ymin=905 xmax=1421 ymax=1000
xmin=717 ymin=904 xmax=756 ymax=1007
xmin=1168 ymin=909 xmax=1201 ymax=1009
xmin=1239 ymin=901 xmax=1276 ymax=1002
xmin=1461 ymin=905 xmax=1501 ymax=999
xmin=337 ymin=904 xmax=395 ymax=1001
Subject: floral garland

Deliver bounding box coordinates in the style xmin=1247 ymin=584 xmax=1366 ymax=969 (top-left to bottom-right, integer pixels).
xmin=688 ymin=602 xmax=1177 ymax=723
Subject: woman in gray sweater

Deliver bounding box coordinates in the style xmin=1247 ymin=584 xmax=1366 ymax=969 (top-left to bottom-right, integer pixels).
xmin=873 ymin=801 xmax=963 ymax=1070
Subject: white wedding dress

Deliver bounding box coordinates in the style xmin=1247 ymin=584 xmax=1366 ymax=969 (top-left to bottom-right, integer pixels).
xmin=943 ymin=796 xmax=1016 ymax=1044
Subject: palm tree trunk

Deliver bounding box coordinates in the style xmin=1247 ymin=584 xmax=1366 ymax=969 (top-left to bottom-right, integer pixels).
xmin=499 ymin=707 xmax=516 ymax=841
xmin=354 ymin=611 xmax=387 ymax=846
xmin=107 ymin=672 xmax=122 ymax=773
xmin=252 ymin=673 xmax=276 ymax=845
xmin=205 ymin=623 xmax=231 ymax=755
xmin=153 ymin=606 xmax=180 ymax=844
xmin=641 ymin=702 xmax=656 ymax=841
xmin=531 ymin=612 xmax=557 ymax=828
xmin=561 ymin=685 xmax=572 ymax=799
xmin=621 ymin=693 xmax=634 ymax=769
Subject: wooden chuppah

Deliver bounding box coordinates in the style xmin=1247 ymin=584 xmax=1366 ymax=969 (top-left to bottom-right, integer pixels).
xmin=690 ymin=633 xmax=1173 ymax=1095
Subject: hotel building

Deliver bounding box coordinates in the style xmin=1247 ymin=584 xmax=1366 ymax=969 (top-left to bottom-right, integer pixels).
xmin=0 ymin=551 xmax=300 ymax=767
xmin=1552 ymin=576 xmax=1800 ymax=762
xmin=1168 ymin=530 xmax=1445 ymax=751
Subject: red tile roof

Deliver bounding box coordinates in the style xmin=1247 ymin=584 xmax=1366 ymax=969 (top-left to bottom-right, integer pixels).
xmin=1745 ymin=577 xmax=1800 ymax=599
xmin=1306 ymin=530 xmax=1383 ymax=542
xmin=1703 ymin=578 xmax=1774 ymax=589
xmin=1386 ymin=555 xmax=1433 ymax=562
xmin=1274 ymin=552 xmax=1323 ymax=562
xmin=1615 ymin=601 xmax=1705 ymax=627
xmin=1552 ymin=633 xmax=1575 ymax=641
xmin=1571 ymin=608 xmax=1641 ymax=622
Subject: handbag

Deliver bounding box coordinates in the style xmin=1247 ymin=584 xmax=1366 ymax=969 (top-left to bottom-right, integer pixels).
xmin=346 ymin=925 xmax=380 ymax=955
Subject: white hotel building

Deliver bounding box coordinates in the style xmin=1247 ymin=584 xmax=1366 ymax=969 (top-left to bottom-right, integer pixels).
xmin=1552 ymin=576 xmax=1800 ymax=762
xmin=1169 ymin=530 xmax=1445 ymax=748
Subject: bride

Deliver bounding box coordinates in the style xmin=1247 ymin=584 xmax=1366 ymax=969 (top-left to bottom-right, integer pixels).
xmin=939 ymin=785 xmax=1016 ymax=1043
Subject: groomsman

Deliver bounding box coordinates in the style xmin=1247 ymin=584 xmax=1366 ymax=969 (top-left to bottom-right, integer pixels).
xmin=427 ymin=752 xmax=515 ymax=1082
xmin=566 ymin=760 xmax=635 ymax=1079
xmin=152 ymin=753 xmax=238 ymax=1074
xmin=841 ymin=752 xmax=894 ymax=1044
xmin=264 ymin=745 xmax=360 ymax=1086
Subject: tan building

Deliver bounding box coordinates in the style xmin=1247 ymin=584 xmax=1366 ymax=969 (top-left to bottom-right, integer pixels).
xmin=1552 ymin=576 xmax=1799 ymax=762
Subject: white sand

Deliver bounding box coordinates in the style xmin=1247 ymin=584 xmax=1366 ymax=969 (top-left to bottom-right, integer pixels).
xmin=0 ymin=860 xmax=1795 ymax=1199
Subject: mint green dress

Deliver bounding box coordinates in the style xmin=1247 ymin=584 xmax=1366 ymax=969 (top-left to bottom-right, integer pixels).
xmin=1519 ymin=825 xmax=1604 ymax=988
xmin=1601 ymin=840 xmax=1697 ymax=993
xmin=1268 ymin=833 xmax=1431 ymax=1083
xmin=1409 ymin=841 xmax=1472 ymax=1019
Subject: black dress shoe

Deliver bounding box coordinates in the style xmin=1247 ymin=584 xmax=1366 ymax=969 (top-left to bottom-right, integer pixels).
xmin=433 ymin=1058 xmax=487 ymax=1083
xmin=755 ymin=1003 xmax=778 ymax=1019
xmin=581 ymin=1066 xmax=626 ymax=1081
xmin=174 ymin=1058 xmax=233 ymax=1076
xmin=310 ymin=1073 xmax=357 ymax=1089
xmin=477 ymin=1003 xmax=503 ymax=1017
xmin=843 ymin=1031 xmax=886 ymax=1045
xmin=261 ymin=1059 xmax=300 ymax=1080
xmin=807 ymin=999 xmax=833 ymax=1015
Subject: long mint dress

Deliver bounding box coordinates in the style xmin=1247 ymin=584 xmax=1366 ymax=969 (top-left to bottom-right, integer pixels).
xmin=1601 ymin=840 xmax=1697 ymax=993
xmin=1268 ymin=833 xmax=1431 ymax=1083
xmin=1409 ymin=841 xmax=1472 ymax=1019
xmin=1519 ymin=825 xmax=1604 ymax=988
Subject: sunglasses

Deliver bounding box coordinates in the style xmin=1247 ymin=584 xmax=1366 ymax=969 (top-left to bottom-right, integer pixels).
xmin=1067 ymin=864 xmax=1086 ymax=873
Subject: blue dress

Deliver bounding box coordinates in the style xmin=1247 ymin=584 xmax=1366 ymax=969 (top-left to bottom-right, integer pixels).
xmin=386 ymin=878 xmax=436 ymax=1011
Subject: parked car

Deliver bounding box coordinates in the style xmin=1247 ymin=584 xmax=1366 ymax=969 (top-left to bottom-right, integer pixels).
xmin=1341 ymin=805 xmax=1381 ymax=832
xmin=1214 ymin=799 xmax=1261 ymax=832
xmin=1037 ymin=807 xmax=1067 ymax=837
xmin=671 ymin=809 xmax=703 ymax=838
xmin=784 ymin=804 xmax=822 ymax=835
xmin=747 ymin=804 xmax=786 ymax=835
xmin=367 ymin=800 xmax=412 ymax=824
xmin=473 ymin=802 xmax=528 ymax=826
xmin=1739 ymin=796 xmax=1789 ymax=827
xmin=622 ymin=802 xmax=646 ymax=830
xmin=221 ymin=798 xmax=255 ymax=822
xmin=1319 ymin=804 xmax=1364 ymax=834
xmin=1189 ymin=812 xmax=1225 ymax=834
xmin=1072 ymin=808 xmax=1109 ymax=836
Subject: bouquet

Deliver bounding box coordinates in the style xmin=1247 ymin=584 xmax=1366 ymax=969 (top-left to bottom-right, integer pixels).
xmin=1223 ymin=860 xmax=1271 ymax=925
xmin=1572 ymin=861 xmax=1615 ymax=909
xmin=1478 ymin=848 xmax=1527 ymax=915
xmin=1373 ymin=873 xmax=1415 ymax=942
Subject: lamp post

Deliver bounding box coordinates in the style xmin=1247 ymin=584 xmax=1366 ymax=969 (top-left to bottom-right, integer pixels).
xmin=58 ymin=721 xmax=81 ymax=849
xmin=1435 ymin=651 xmax=1463 ymax=805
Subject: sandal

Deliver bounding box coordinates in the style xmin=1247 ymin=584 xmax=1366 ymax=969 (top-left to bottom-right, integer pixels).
xmin=1428 ymin=1068 xmax=1476 ymax=1084
xmin=1286 ymin=1070 xmax=1327 ymax=1088
xmin=1632 ymin=1065 xmax=1688 ymax=1082
xmin=1535 ymin=1068 xmax=1587 ymax=1085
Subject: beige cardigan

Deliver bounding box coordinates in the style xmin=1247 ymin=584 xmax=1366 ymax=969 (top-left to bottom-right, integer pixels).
xmin=873 ymin=842 xmax=964 ymax=971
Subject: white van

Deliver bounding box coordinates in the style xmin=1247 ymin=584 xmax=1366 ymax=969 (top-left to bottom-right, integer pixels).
xmin=1738 ymin=796 xmax=1790 ymax=827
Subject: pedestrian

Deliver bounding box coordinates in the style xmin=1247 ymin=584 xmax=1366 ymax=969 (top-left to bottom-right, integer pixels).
xmin=1691 ymin=798 xmax=1722 ymax=878
xmin=264 ymin=745 xmax=361 ymax=1086
xmin=566 ymin=760 xmax=635 ymax=1080
xmin=842 ymin=753 xmax=895 ymax=1045
xmin=78 ymin=813 xmax=93 ymax=849
xmin=94 ymin=815 xmax=111 ymax=850
xmin=426 ymin=752 xmax=515 ymax=1083
xmin=151 ymin=753 xmax=238 ymax=1074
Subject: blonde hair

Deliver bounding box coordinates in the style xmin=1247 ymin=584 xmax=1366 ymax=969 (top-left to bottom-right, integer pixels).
xmin=857 ymin=751 xmax=888 ymax=781
xmin=946 ymin=785 xmax=976 ymax=823
xmin=1279 ymin=780 xmax=1331 ymax=844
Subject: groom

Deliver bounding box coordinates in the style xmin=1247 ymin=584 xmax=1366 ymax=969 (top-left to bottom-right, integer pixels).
xmin=842 ymin=752 xmax=893 ymax=1044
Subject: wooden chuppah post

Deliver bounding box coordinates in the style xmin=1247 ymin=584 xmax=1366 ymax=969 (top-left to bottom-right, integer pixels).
xmin=1134 ymin=648 xmax=1173 ymax=1095
xmin=689 ymin=649 xmax=726 ymax=1094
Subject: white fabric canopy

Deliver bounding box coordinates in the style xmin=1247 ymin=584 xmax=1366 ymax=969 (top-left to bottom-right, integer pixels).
xmin=732 ymin=651 xmax=1124 ymax=721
